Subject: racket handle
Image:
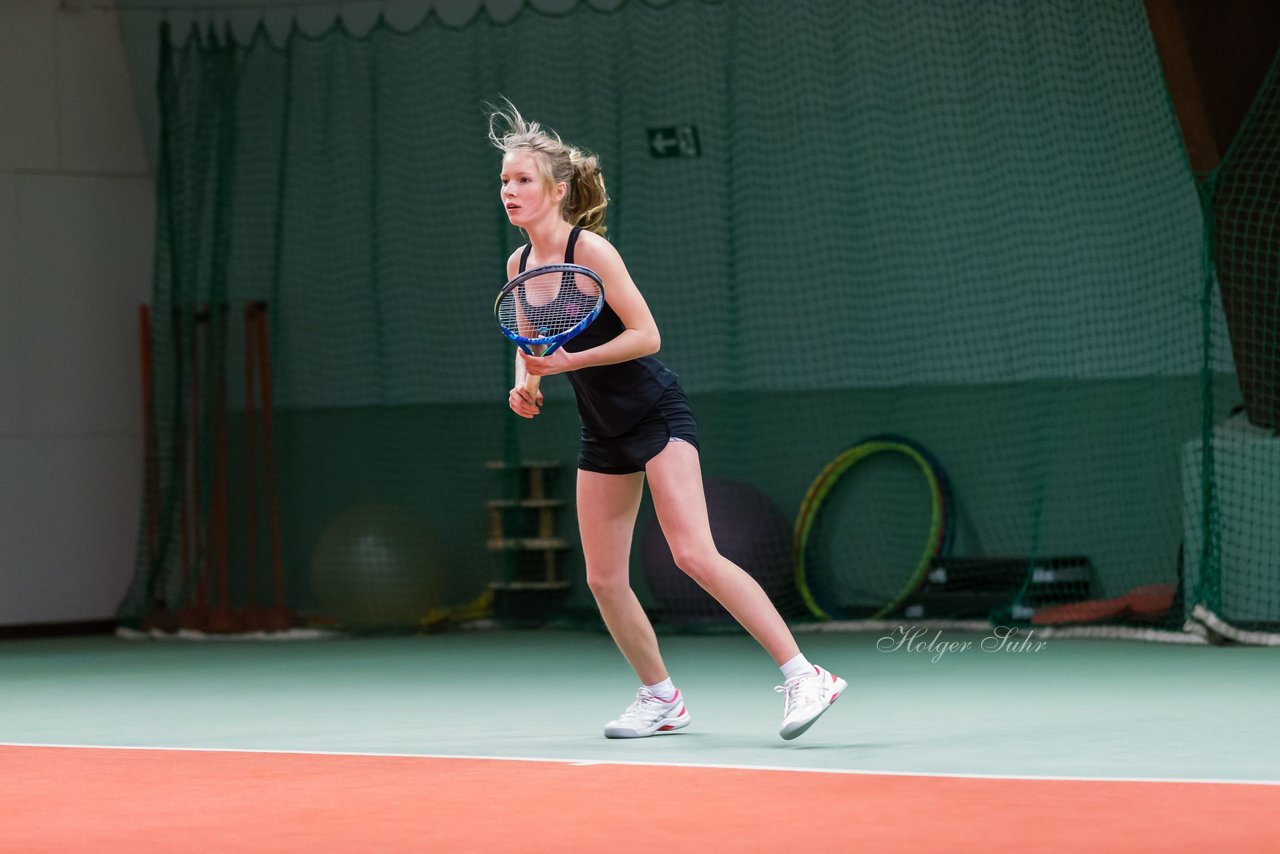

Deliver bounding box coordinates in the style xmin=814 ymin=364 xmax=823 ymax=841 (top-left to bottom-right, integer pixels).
xmin=521 ymin=345 xmax=546 ymax=400
xmin=523 ymin=371 xmax=542 ymax=398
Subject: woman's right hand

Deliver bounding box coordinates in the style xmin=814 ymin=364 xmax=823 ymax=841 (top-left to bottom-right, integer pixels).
xmin=508 ymin=385 xmax=543 ymax=418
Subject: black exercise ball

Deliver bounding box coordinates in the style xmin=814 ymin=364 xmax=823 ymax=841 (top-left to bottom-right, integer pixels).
xmin=641 ymin=476 xmax=794 ymax=621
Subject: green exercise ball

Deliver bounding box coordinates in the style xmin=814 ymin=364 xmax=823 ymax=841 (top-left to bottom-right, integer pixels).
xmin=309 ymin=504 xmax=444 ymax=630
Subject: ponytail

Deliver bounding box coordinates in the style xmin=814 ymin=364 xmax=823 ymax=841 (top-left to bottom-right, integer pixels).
xmin=567 ymin=150 xmax=609 ymax=236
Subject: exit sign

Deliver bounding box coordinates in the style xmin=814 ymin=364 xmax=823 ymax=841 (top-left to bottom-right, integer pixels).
xmin=648 ymin=126 xmax=701 ymax=158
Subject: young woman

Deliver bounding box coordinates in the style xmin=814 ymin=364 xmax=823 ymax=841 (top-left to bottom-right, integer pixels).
xmin=491 ymin=104 xmax=845 ymax=740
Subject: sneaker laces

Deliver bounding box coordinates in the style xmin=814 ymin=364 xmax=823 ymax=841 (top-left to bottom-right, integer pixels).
xmin=617 ymin=688 xmax=670 ymax=723
xmin=775 ymin=674 xmax=818 ymax=717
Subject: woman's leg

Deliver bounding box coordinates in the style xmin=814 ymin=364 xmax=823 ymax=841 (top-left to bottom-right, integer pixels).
xmin=577 ymin=467 xmax=669 ymax=685
xmin=644 ymin=441 xmax=801 ymax=666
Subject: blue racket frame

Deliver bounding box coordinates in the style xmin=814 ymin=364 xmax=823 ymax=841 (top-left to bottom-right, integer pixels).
xmin=494 ymin=263 xmax=605 ymax=356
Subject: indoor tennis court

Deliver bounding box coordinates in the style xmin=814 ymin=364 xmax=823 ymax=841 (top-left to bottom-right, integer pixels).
xmin=4 ymin=0 xmax=1280 ymax=850
xmin=4 ymin=630 xmax=1279 ymax=851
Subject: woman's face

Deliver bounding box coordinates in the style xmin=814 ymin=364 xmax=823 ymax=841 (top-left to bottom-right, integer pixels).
xmin=500 ymin=150 xmax=563 ymax=227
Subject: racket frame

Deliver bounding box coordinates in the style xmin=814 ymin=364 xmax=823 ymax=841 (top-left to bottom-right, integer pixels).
xmin=494 ymin=263 xmax=605 ymax=397
xmin=494 ymin=263 xmax=605 ymax=356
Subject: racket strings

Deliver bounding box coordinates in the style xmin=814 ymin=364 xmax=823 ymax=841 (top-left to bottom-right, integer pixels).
xmin=497 ymin=270 xmax=601 ymax=341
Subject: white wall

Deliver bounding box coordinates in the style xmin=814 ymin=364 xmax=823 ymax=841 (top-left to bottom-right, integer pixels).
xmin=0 ymin=2 xmax=152 ymax=625
xmin=0 ymin=0 xmax=538 ymax=627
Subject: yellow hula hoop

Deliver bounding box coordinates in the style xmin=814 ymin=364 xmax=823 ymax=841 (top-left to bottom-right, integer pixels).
xmin=794 ymin=438 xmax=944 ymax=621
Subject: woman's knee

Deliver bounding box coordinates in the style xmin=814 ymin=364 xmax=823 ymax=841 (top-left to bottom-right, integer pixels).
xmin=586 ymin=565 xmax=631 ymax=600
xmin=669 ymin=542 xmax=722 ymax=587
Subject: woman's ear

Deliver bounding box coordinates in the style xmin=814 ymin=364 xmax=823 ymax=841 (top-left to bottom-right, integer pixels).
xmin=553 ymin=181 xmax=568 ymax=203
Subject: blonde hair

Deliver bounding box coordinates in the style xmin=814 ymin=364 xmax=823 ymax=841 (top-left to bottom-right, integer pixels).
xmin=488 ymin=99 xmax=609 ymax=236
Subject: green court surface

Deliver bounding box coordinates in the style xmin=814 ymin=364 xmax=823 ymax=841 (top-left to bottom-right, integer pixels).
xmin=2 ymin=630 xmax=1276 ymax=782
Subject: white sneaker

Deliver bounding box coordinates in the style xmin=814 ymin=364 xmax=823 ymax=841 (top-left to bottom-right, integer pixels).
xmin=603 ymin=687 xmax=691 ymax=738
xmin=776 ymin=665 xmax=847 ymax=740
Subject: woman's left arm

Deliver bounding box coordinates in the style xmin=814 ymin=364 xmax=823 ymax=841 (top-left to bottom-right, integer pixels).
xmin=519 ymin=235 xmax=661 ymax=377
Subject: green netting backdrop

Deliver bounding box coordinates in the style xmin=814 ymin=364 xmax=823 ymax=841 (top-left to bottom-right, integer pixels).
xmin=1192 ymin=47 xmax=1280 ymax=643
xmin=119 ymin=0 xmax=1278 ymax=642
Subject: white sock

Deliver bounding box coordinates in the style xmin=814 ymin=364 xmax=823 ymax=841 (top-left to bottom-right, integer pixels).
xmin=780 ymin=653 xmax=818 ymax=682
xmin=644 ymin=677 xmax=676 ymax=701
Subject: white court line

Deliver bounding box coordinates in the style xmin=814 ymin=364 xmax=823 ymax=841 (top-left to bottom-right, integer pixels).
xmin=2 ymin=741 xmax=1277 ymax=788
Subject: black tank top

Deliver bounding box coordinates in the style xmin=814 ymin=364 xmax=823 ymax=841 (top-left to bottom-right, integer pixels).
xmin=519 ymin=228 xmax=678 ymax=436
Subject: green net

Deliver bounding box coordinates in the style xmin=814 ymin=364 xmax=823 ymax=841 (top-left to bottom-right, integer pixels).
xmin=119 ymin=0 xmax=1277 ymax=643
xmin=1190 ymin=48 xmax=1280 ymax=644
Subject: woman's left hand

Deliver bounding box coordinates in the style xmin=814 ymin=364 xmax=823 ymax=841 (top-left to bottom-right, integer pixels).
xmin=518 ymin=347 xmax=574 ymax=378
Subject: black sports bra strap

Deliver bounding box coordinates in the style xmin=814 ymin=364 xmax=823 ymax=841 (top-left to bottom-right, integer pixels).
xmin=518 ymin=227 xmax=581 ymax=273
xmin=565 ymin=226 xmax=583 ymax=264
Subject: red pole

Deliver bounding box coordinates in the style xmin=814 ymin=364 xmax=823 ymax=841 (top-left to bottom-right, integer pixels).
xmin=181 ymin=307 xmax=210 ymax=631
xmin=253 ymin=302 xmax=293 ymax=630
xmin=244 ymin=303 xmax=260 ymax=618
xmin=208 ymin=304 xmax=236 ymax=633
xmin=195 ymin=308 xmax=208 ymax=618
xmin=174 ymin=309 xmax=191 ymax=628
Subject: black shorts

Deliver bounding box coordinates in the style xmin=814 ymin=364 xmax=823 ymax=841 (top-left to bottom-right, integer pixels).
xmin=578 ymin=385 xmax=701 ymax=475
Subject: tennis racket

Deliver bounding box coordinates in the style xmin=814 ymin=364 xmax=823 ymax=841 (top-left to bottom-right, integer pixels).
xmin=494 ymin=263 xmax=605 ymax=398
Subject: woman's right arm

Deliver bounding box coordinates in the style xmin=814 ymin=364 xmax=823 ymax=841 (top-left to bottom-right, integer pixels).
xmin=504 ymin=249 xmax=542 ymax=418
